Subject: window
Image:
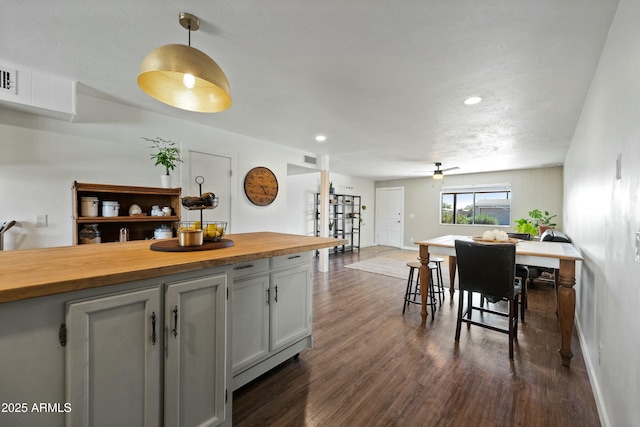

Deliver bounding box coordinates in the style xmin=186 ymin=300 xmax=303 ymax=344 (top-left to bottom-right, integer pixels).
xmin=440 ymin=184 xmax=511 ymax=226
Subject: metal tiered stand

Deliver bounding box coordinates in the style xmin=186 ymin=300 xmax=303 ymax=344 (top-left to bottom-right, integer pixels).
xmin=150 ymin=176 xmax=233 ymax=252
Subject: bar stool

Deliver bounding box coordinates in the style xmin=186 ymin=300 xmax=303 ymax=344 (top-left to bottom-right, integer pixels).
xmin=429 ymin=256 xmax=445 ymax=305
xmin=402 ymin=261 xmax=437 ymax=319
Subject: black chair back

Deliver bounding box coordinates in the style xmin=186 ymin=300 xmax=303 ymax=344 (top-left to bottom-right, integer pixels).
xmin=507 ymin=232 xmax=531 ymax=241
xmin=454 ymin=240 xmax=517 ymax=300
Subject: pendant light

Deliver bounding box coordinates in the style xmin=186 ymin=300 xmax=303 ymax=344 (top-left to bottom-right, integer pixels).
xmin=137 ymin=12 xmax=231 ymax=113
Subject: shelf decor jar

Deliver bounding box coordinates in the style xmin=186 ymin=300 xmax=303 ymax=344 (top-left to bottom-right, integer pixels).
xmin=79 ymin=224 xmax=101 ymax=244
xmin=142 ymin=137 xmax=183 ymax=188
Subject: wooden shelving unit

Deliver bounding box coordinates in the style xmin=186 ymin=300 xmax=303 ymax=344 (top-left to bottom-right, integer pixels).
xmin=72 ymin=182 xmax=181 ymax=244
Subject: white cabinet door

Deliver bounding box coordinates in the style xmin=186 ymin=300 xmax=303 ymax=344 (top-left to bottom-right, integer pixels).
xmin=232 ymin=274 xmax=270 ymax=373
xmin=270 ymin=265 xmax=312 ymax=351
xmin=164 ymin=273 xmax=228 ymax=427
xmin=66 ymin=287 xmax=161 ymax=427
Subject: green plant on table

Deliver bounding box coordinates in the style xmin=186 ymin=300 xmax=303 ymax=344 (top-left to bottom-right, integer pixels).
xmin=514 ymin=217 xmax=538 ymax=237
xmin=528 ymin=209 xmax=557 ymax=227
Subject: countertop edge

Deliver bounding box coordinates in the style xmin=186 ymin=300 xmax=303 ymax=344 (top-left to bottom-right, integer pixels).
xmin=0 ymin=232 xmax=340 ymax=304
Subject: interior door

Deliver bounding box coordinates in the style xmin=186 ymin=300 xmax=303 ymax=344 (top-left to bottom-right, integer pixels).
xmin=187 ymin=151 xmax=232 ymax=228
xmin=375 ymin=187 xmax=404 ymax=247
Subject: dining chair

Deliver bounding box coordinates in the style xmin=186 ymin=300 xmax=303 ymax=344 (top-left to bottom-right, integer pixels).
xmin=454 ymin=240 xmax=522 ymax=359
xmin=507 ymin=232 xmax=531 ymax=320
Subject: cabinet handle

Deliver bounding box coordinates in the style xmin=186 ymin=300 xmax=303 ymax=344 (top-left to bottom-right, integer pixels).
xmin=151 ymin=312 xmax=157 ymax=345
xmin=275 ymin=285 xmax=278 ymax=303
xmin=172 ymin=306 xmax=178 ymax=338
xmin=287 ymin=255 xmax=301 ymax=260
xmin=266 ymin=288 xmax=270 ymax=305
xmin=234 ymin=264 xmax=254 ymax=270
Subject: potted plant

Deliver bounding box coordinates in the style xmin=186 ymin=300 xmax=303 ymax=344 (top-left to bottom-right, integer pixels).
xmin=514 ymin=217 xmax=538 ymax=237
xmin=346 ymin=205 xmax=367 ymax=226
xmin=142 ymin=137 xmax=183 ymax=188
xmin=528 ymin=209 xmax=557 ymax=235
xmin=514 ymin=209 xmax=557 ymax=237
xmin=358 ymin=205 xmax=367 ymax=226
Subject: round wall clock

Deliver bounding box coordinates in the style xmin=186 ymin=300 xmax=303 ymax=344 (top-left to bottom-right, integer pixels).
xmin=244 ymin=166 xmax=279 ymax=206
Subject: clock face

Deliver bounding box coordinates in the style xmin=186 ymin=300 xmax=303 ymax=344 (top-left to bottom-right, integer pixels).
xmin=244 ymin=167 xmax=279 ymax=206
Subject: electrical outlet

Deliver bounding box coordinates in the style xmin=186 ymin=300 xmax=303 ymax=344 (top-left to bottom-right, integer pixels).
xmin=36 ymin=214 xmax=48 ymax=228
xmin=598 ymin=342 xmax=603 ymax=365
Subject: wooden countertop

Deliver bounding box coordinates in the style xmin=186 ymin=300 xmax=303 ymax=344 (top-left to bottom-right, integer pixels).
xmin=0 ymin=232 xmax=339 ymax=303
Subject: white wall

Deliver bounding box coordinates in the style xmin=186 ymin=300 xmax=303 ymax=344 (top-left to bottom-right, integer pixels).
xmin=376 ymin=167 xmax=564 ymax=248
xmin=0 ymin=93 xmax=345 ymax=249
xmin=286 ymin=171 xmax=376 ymax=247
xmin=564 ymin=0 xmax=640 ymax=425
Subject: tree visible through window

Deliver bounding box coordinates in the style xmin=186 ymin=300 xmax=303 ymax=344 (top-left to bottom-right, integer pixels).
xmin=441 ymin=187 xmax=511 ymax=225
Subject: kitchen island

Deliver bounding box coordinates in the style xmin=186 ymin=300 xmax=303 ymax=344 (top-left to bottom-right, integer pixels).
xmin=0 ymin=232 xmax=338 ymax=427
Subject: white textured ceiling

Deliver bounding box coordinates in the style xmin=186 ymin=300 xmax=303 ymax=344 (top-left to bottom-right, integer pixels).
xmin=1 ymin=1 xmax=619 ymax=180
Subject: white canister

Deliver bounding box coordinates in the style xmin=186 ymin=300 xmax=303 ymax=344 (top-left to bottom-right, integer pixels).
xmin=102 ymin=201 xmax=120 ymax=217
xmin=80 ymin=197 xmax=99 ymax=217
xmin=154 ymin=226 xmax=173 ymax=239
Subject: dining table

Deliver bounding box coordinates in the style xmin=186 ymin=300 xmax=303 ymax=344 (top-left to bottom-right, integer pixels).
xmin=415 ymin=234 xmax=583 ymax=367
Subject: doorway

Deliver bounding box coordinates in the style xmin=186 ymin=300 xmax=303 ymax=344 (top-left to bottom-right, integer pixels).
xmin=375 ymin=187 xmax=404 ymax=247
xmin=186 ymin=151 xmax=232 ymax=228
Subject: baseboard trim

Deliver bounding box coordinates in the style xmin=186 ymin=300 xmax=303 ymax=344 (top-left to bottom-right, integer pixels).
xmin=575 ymin=317 xmax=609 ymax=427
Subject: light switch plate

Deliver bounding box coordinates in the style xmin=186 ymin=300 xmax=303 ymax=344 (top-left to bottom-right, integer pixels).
xmin=36 ymin=214 xmax=47 ymax=228
xmin=636 ymin=232 xmax=640 ymax=262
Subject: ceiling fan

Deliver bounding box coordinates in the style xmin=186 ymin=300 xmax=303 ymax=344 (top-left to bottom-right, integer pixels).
xmin=432 ymin=162 xmax=459 ymax=180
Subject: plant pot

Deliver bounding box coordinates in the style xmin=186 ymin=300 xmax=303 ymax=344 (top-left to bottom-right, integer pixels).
xmin=161 ymin=174 xmax=171 ymax=188
xmin=538 ymin=225 xmax=553 ymax=235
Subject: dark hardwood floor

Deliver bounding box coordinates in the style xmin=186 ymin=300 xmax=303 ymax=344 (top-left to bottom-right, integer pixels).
xmin=232 ymin=248 xmax=600 ymax=426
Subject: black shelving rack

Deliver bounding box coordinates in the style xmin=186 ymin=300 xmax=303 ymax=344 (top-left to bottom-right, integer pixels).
xmin=315 ymin=193 xmax=361 ymax=253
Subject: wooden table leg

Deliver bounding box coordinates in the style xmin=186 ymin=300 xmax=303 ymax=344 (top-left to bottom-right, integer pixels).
xmin=418 ymin=245 xmax=430 ymax=323
xmin=448 ymin=256 xmax=457 ymax=299
xmin=557 ymin=259 xmax=576 ymax=366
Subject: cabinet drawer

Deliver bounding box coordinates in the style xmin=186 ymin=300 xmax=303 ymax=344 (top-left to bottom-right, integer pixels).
xmin=270 ymin=251 xmax=311 ymax=270
xmin=232 ymin=258 xmax=269 ymax=279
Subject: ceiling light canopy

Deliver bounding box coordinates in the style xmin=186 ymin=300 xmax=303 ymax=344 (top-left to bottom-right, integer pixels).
xmin=432 ymin=162 xmax=459 ymax=179
xmin=137 ymin=12 xmax=231 ymax=113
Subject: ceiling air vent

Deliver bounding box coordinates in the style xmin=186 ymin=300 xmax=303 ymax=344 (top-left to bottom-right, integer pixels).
xmin=303 ymin=155 xmax=317 ymax=166
xmin=0 ymin=67 xmax=17 ymax=95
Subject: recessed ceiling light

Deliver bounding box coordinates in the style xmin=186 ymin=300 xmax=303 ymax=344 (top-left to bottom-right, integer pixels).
xmin=315 ymin=135 xmax=326 ymax=142
xmin=464 ymin=96 xmax=482 ymax=105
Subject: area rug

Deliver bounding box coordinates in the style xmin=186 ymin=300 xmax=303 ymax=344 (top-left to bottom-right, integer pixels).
xmin=344 ymin=250 xmax=419 ymax=279
xmin=344 ymin=249 xmax=452 ymax=286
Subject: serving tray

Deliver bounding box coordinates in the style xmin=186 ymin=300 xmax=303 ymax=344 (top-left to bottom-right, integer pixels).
xmin=150 ymin=238 xmax=234 ymax=252
xmin=471 ymin=237 xmax=520 ymax=244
